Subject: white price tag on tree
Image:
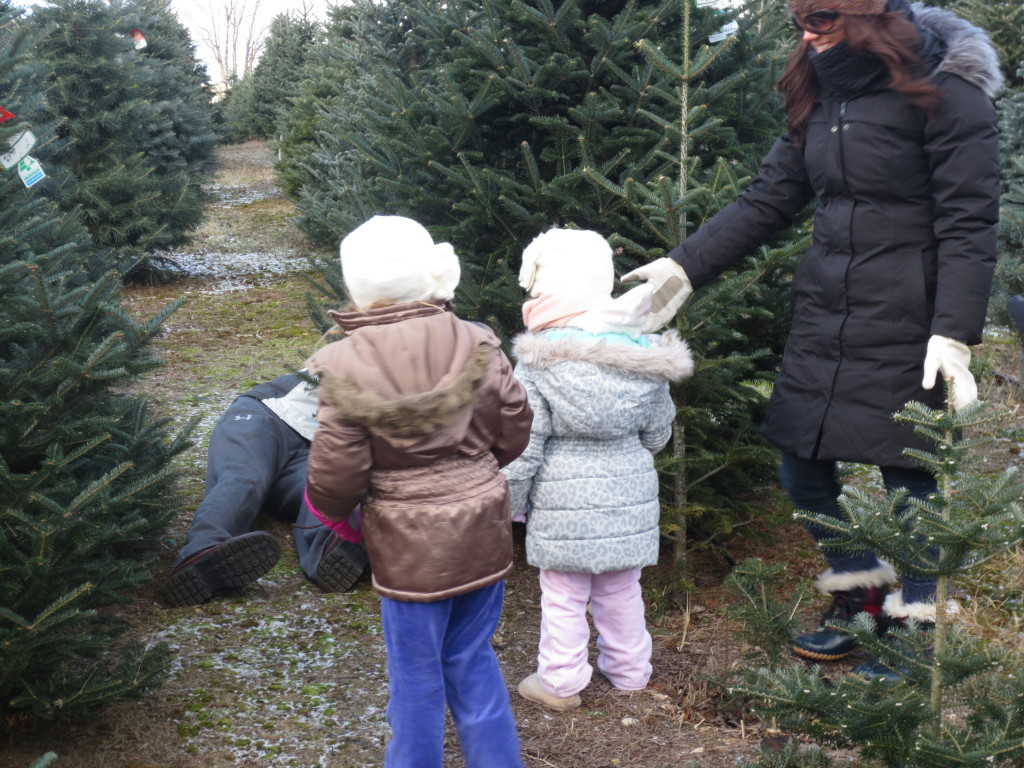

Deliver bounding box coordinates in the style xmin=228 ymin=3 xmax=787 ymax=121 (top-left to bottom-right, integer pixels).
xmin=1 ymin=130 xmax=36 ymax=170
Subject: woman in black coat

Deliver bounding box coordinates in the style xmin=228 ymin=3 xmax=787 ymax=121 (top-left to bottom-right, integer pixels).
xmin=625 ymin=0 xmax=1002 ymax=669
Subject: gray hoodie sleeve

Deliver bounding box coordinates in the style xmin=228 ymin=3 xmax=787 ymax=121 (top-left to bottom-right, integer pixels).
xmin=639 ymin=381 xmax=675 ymax=455
xmin=500 ymin=363 xmax=550 ymax=517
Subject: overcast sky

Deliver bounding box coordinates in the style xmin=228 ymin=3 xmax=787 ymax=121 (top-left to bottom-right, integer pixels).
xmin=168 ymin=0 xmax=332 ymax=84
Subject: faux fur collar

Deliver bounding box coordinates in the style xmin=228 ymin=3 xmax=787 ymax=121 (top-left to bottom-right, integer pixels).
xmin=512 ymin=329 xmax=694 ymax=382
xmin=318 ymin=343 xmax=492 ymax=437
xmin=913 ymin=4 xmax=1004 ymax=98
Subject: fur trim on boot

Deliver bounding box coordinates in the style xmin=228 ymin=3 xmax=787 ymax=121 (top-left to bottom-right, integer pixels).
xmin=814 ymin=561 xmax=897 ymax=594
xmin=881 ymin=592 xmax=960 ymax=623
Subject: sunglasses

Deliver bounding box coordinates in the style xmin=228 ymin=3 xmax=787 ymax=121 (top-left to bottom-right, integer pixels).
xmin=790 ymin=9 xmax=841 ymax=34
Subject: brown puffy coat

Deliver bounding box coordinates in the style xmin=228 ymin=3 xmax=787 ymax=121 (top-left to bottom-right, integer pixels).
xmin=305 ymin=300 xmax=533 ymax=602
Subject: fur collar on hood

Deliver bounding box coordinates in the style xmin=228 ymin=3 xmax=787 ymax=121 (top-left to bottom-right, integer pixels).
xmin=512 ymin=329 xmax=694 ymax=382
xmin=913 ymin=3 xmax=1003 ymax=98
xmin=318 ymin=343 xmax=492 ymax=437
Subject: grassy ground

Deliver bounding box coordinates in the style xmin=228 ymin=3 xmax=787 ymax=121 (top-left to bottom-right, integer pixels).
xmin=2 ymin=141 xmax=1022 ymax=768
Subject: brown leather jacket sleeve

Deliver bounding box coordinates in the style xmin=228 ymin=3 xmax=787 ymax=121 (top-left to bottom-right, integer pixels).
xmin=305 ymin=399 xmax=372 ymax=521
xmin=487 ymin=348 xmax=533 ymax=468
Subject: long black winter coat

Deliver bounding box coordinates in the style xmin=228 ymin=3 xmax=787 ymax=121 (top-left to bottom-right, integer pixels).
xmin=668 ymin=5 xmax=1002 ymax=469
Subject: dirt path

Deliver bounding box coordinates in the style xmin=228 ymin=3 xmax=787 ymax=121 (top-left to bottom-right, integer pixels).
xmin=5 ymin=141 xmax=1021 ymax=768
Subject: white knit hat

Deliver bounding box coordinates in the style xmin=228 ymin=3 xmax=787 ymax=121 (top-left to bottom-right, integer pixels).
xmin=519 ymin=228 xmax=614 ymax=304
xmin=340 ymin=215 xmax=460 ymax=308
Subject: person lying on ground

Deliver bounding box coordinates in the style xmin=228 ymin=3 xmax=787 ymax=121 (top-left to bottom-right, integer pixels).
xmin=164 ymin=373 xmax=368 ymax=607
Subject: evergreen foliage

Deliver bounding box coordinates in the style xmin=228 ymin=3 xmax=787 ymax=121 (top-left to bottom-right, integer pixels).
xmin=275 ymin=3 xmax=358 ymax=197
xmin=726 ymin=395 xmax=1024 ymax=768
xmin=27 ymin=0 xmax=214 ymax=279
xmin=989 ymin=71 xmax=1024 ymax=334
xmin=950 ymin=0 xmax=1023 ymax=90
xmin=113 ymin=0 xmax=217 ymax=257
xmin=214 ymin=11 xmax=322 ymax=144
xmin=723 ymin=557 xmax=812 ymax=666
xmin=247 ymin=12 xmax=322 ymax=139
xmin=292 ymin=0 xmax=806 ymax=545
xmin=211 ymin=74 xmax=255 ymax=144
xmin=1 ymin=7 xmax=191 ymax=730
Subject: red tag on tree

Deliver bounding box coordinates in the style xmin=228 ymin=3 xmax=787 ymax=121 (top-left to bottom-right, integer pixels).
xmin=0 ymin=107 xmax=14 ymax=123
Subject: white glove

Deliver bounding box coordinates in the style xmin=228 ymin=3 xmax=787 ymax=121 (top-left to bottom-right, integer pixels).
xmin=621 ymin=257 xmax=693 ymax=333
xmin=921 ymin=335 xmax=977 ymax=410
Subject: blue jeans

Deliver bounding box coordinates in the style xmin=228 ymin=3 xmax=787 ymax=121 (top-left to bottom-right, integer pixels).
xmin=380 ymin=581 xmax=523 ymax=768
xmin=778 ymin=452 xmax=937 ymax=604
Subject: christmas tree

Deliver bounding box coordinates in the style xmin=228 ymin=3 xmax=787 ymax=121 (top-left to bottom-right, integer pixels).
xmin=215 ymin=10 xmax=323 ymax=144
xmin=275 ymin=3 xmax=359 ymax=197
xmin=113 ymin=0 xmax=217 ymax=263
xmin=1 ymin=6 xmax=191 ymax=730
xmin=290 ymin=0 xmax=806 ymax=551
xmin=726 ymin=395 xmax=1024 ymax=768
xmin=28 ymin=0 xmax=213 ymax=278
xmin=247 ymin=11 xmax=322 ymax=140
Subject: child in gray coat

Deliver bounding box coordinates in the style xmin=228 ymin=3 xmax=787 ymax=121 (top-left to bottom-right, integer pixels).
xmin=503 ymin=228 xmax=694 ymax=710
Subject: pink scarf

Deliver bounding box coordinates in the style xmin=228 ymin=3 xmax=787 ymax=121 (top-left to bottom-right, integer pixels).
xmin=522 ymin=284 xmax=655 ymax=337
xmin=521 ymin=293 xmax=590 ymax=332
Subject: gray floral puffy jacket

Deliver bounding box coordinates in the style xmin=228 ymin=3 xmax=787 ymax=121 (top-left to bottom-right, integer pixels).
xmin=502 ymin=328 xmax=693 ymax=573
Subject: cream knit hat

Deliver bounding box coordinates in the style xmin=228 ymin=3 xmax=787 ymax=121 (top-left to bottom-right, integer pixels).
xmin=519 ymin=228 xmax=614 ymax=304
xmin=340 ymin=216 xmax=460 ymax=308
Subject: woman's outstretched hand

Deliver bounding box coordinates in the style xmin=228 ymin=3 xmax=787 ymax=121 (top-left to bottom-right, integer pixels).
xmin=621 ymin=257 xmax=693 ymax=333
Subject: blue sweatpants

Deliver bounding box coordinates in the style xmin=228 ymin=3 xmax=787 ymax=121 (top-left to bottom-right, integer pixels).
xmin=380 ymin=581 xmax=523 ymax=768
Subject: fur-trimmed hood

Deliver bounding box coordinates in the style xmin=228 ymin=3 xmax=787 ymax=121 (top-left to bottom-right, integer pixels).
xmin=914 ymin=3 xmax=1004 ymax=98
xmin=307 ymin=301 xmax=505 ymax=441
xmin=512 ymin=328 xmax=694 ymax=382
xmin=318 ymin=343 xmax=492 ymax=437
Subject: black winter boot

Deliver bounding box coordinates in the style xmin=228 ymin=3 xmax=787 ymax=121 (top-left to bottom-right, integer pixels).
xmin=791 ymin=563 xmax=897 ymax=661
xmin=852 ymin=592 xmax=948 ymax=682
xmin=852 ymin=624 xmax=934 ymax=683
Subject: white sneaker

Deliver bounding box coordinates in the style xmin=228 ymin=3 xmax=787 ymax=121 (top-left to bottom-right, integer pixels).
xmin=517 ymin=673 xmax=581 ymax=711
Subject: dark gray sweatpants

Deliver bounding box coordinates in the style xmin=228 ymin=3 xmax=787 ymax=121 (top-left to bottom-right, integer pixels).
xmin=173 ymin=390 xmax=333 ymax=581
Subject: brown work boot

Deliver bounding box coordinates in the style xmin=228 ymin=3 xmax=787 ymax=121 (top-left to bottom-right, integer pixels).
xmin=312 ymin=536 xmax=369 ymax=593
xmin=165 ymin=531 xmax=281 ymax=607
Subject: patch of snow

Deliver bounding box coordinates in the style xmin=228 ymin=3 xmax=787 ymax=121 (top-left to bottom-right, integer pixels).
xmin=205 ymin=183 xmax=280 ymax=206
xmin=152 ymin=601 xmax=390 ymax=765
xmin=151 ymin=249 xmax=309 ymax=293
xmin=158 ymin=250 xmax=306 ymax=279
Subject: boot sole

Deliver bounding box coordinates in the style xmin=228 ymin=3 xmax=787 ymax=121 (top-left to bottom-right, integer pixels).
xmin=312 ymin=540 xmax=369 ymax=592
xmin=166 ymin=532 xmax=281 ymax=607
xmin=791 ymin=645 xmax=854 ymax=662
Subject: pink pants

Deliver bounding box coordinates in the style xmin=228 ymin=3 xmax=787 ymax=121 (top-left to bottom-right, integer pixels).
xmin=536 ymin=569 xmax=652 ymax=698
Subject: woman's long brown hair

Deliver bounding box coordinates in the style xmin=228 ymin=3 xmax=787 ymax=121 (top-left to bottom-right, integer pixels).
xmin=778 ymin=12 xmax=945 ymax=143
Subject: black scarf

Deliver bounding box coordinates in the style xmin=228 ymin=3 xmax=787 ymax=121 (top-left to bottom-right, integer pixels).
xmin=810 ymin=41 xmax=889 ymax=100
